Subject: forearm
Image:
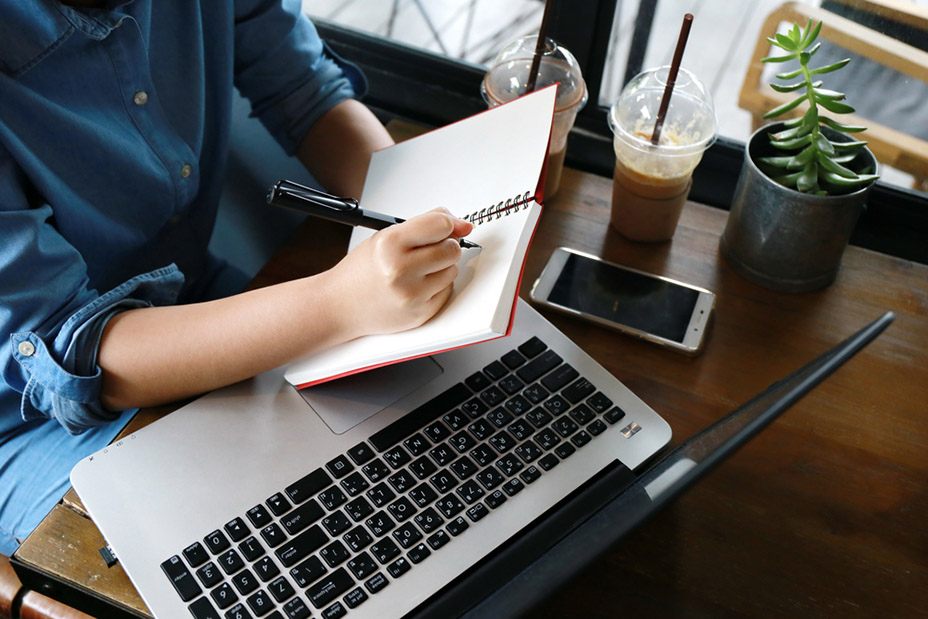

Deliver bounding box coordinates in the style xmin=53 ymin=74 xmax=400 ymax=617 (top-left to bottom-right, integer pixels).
xmin=296 ymin=98 xmax=394 ymax=198
xmin=97 ymin=271 xmax=356 ymax=411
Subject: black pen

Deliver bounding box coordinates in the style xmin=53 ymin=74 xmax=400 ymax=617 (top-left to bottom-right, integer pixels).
xmin=267 ymin=180 xmax=481 ymax=249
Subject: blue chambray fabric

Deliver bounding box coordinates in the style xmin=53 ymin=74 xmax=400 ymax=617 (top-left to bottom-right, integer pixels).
xmin=0 ymin=0 xmax=363 ymax=554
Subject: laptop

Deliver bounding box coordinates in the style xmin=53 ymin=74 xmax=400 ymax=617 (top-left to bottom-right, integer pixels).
xmin=70 ymin=300 xmax=893 ymax=619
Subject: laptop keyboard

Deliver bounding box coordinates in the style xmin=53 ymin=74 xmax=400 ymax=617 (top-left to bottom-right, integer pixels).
xmin=160 ymin=336 xmax=630 ymax=619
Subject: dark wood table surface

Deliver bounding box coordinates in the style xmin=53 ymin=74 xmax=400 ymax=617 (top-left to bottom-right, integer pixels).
xmin=13 ymin=165 xmax=928 ymax=618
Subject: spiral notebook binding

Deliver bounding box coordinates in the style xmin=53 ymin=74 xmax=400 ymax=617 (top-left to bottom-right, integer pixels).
xmin=462 ymin=190 xmax=536 ymax=225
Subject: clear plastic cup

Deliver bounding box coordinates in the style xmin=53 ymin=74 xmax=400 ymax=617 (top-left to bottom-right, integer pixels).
xmin=482 ymin=36 xmax=587 ymax=198
xmin=607 ymin=66 xmax=717 ymax=241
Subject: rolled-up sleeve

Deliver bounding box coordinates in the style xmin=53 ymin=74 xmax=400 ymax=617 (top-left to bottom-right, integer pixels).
xmin=1 ymin=167 xmax=185 ymax=434
xmin=232 ymin=0 xmax=366 ymax=155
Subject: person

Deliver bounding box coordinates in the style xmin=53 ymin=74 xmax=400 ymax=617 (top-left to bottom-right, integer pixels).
xmin=0 ymin=0 xmax=474 ymax=555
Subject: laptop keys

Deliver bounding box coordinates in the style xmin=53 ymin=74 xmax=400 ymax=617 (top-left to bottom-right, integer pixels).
xmin=161 ymin=555 xmax=201 ymax=601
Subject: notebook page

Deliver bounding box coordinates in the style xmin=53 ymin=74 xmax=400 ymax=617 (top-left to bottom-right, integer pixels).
xmin=284 ymin=87 xmax=556 ymax=388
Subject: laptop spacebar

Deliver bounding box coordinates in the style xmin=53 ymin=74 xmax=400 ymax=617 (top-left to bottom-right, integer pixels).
xmin=369 ymin=382 xmax=471 ymax=452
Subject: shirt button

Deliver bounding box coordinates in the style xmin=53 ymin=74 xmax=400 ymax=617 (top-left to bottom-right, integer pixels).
xmin=133 ymin=91 xmax=148 ymax=106
xmin=180 ymin=164 xmax=192 ymax=178
xmin=18 ymin=341 xmax=36 ymax=357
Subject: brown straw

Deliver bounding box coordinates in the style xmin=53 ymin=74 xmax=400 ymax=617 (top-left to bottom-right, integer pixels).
xmin=651 ymin=13 xmax=694 ymax=145
xmin=526 ymin=0 xmax=556 ymax=93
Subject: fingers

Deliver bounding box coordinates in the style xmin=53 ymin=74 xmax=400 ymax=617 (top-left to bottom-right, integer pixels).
xmin=385 ymin=209 xmax=474 ymax=250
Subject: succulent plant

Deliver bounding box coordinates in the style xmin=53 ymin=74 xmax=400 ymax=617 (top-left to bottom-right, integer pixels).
xmin=759 ymin=19 xmax=879 ymax=195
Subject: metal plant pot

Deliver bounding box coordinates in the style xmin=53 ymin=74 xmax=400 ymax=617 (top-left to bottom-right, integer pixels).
xmin=720 ymin=122 xmax=877 ymax=293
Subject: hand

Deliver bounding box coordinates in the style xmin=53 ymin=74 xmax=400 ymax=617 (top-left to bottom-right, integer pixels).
xmin=325 ymin=208 xmax=475 ymax=338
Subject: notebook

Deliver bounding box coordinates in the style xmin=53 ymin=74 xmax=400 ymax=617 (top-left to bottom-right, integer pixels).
xmin=283 ymin=86 xmax=557 ymax=389
xmin=68 ymin=302 xmax=893 ymax=619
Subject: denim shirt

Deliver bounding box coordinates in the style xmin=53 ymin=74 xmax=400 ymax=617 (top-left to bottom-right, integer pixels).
xmin=0 ymin=0 xmax=361 ymax=552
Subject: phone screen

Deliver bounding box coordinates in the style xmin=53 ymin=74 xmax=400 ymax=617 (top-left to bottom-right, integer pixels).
xmin=548 ymin=253 xmax=700 ymax=343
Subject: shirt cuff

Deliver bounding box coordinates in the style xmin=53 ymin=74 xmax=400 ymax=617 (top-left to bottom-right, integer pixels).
xmin=10 ymin=265 xmax=185 ymax=434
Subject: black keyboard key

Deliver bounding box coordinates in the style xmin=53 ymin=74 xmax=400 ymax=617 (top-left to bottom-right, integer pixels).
xmin=386 ymin=557 xmax=411 ymax=578
xmin=435 ymin=494 xmax=465 ymax=518
xmin=289 ymin=556 xmax=327 ymax=588
xmin=322 ymin=511 xmax=351 ymax=536
xmin=525 ymin=408 xmax=553 ymax=429
xmin=604 ymin=407 xmax=627 ymax=424
xmin=467 ymin=418 xmax=495 ymax=440
xmin=347 ymin=442 xmax=376 ymax=465
xmin=488 ymin=431 xmax=517 ymax=453
xmin=392 ymin=522 xmax=423 ymax=549
xmin=428 ymin=443 xmax=456 ymax=467
xmin=369 ymin=383 xmax=470 ymax=451
xmin=569 ymin=404 xmax=596 ymax=426
xmin=555 ymin=442 xmax=577 ymax=459
xmin=460 ymin=398 xmax=489 ymax=419
xmin=587 ymin=419 xmax=607 ymax=436
xmin=253 ymin=556 xmax=280 ymax=582
xmin=365 ymin=511 xmax=396 ymax=537
xmin=522 ymin=383 xmax=549 ymax=404
xmin=281 ymin=500 xmax=325 ymax=535
xmin=541 ymin=364 xmax=580 ymax=392
xmin=430 ymin=470 xmax=457 ymax=494
xmin=246 ymin=505 xmax=273 ymax=529
xmin=538 ymin=453 xmax=560 ymax=471
xmin=563 ymin=377 xmax=596 ymax=403
xmin=403 ymin=433 xmax=430 ymax=456
xmin=543 ymin=394 xmax=571 ymax=417
xmin=223 ymin=603 xmax=252 ymax=619
xmin=571 ymin=430 xmax=592 ymax=447
xmin=516 ymin=349 xmax=561 ymax=383
xmin=532 ymin=428 xmax=560 ymax=451
xmin=588 ymin=392 xmax=613 ymax=413
xmin=486 ymin=408 xmax=514 ymax=428
xmin=501 ymin=349 xmax=527 ymax=369
xmin=268 ymin=575 xmax=295 ymax=603
xmin=424 ymin=421 xmax=451 ymax=443
xmin=218 ymin=549 xmax=245 ymax=575
xmin=427 ymin=530 xmax=451 ymax=550
xmin=456 ymin=480 xmax=485 ymax=504
xmin=231 ymin=569 xmax=259 ymax=595
xmin=382 ymin=445 xmax=411 ymax=469
xmin=520 ymin=465 xmax=542 ymax=484
xmin=319 ymin=540 xmax=351 ymax=568
xmin=189 ymin=596 xmax=220 ymax=619
xmin=411 ymin=456 xmax=438 ymax=481
xmin=475 ymin=467 xmax=505 ymax=490
xmin=448 ymin=431 xmax=476 ymax=453
xmin=347 ymin=552 xmax=378 ymax=580
xmin=318 ymin=487 xmax=347 ymax=511
xmin=344 ymin=587 xmax=368 ymax=609
xmin=464 ymin=371 xmax=491 ymax=392
xmin=306 ymin=568 xmax=354 ymax=609
xmin=370 ymin=538 xmax=401 ymax=564
xmin=204 ymin=530 xmax=230 ymax=554
xmin=446 ymin=516 xmax=469 ymax=536
xmin=321 ymin=601 xmax=347 ymax=619
xmin=408 ymin=483 xmax=438 ymax=507
xmin=161 ymin=555 xmax=201 ymax=602
xmin=275 ymin=525 xmax=327 ymax=568
xmin=466 ymin=503 xmax=489 ymax=522
xmin=442 ymin=409 xmax=469 ymax=431
xmin=210 ymin=582 xmax=239 ymax=609
xmin=196 ymin=561 xmax=223 ymax=588
xmin=387 ymin=470 xmax=416 ymax=493
xmin=387 ymin=496 xmax=417 ymax=522
xmin=479 ymin=385 xmax=506 ymax=407
xmin=283 ymin=597 xmax=311 ymax=619
xmin=362 ymin=459 xmax=390 ymax=483
xmin=497 ymin=374 xmax=524 ymax=396
xmin=285 ymin=468 xmax=333 ymax=504
xmin=485 ymin=489 xmax=507 ymax=509
xmin=224 ymin=517 xmax=250 ymax=543
xmin=340 ymin=471 xmax=370 ymax=496
xmin=364 ymin=572 xmax=389 ymax=594
xmin=469 ymin=446 xmax=497 ymax=470
xmin=266 ymin=493 xmax=292 ymax=517
xmin=483 ymin=360 xmax=508 ymax=380
xmin=496 ymin=455 xmax=523 ymax=477
xmin=343 ymin=525 xmax=374 ymax=552
xmin=504 ymin=394 xmax=532 ymax=416
xmin=260 ymin=523 xmax=286 ymax=548
xmin=507 ymin=418 xmax=534 ymax=441
xmin=552 ymin=416 xmax=580 ymax=438
xmin=450 ymin=455 xmax=478 ymax=480
xmin=518 ymin=336 xmax=547 ymax=358
xmin=325 ymin=455 xmax=355 ymax=479
xmin=501 ymin=478 xmax=525 ymax=496
xmin=345 ymin=496 xmax=374 ymax=521
xmin=246 ymin=589 xmax=274 ymax=615
xmin=183 ymin=542 xmax=210 ymax=568
xmin=407 ymin=543 xmax=431 ymax=564
xmin=366 ymin=482 xmax=396 ymax=507
xmin=414 ymin=507 xmax=444 ymax=534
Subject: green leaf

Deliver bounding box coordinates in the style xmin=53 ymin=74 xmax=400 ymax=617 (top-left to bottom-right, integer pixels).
xmin=801 ymin=105 xmax=819 ymax=130
xmin=808 ymin=42 xmax=821 ymax=57
xmin=770 ymin=81 xmax=806 ymax=93
xmin=817 ymin=151 xmax=856 ymax=178
xmin=802 ymin=20 xmax=823 ymax=47
xmin=800 ymin=51 xmax=811 ymax=65
xmin=771 ymin=133 xmax=813 ymax=150
xmin=821 ymin=170 xmax=879 ymax=189
xmin=790 ymin=23 xmax=802 ymax=46
xmin=776 ymin=32 xmax=797 ymax=50
xmin=799 ymin=19 xmax=813 ymax=44
xmin=813 ymin=87 xmax=845 ymax=100
xmin=821 ymin=116 xmax=867 ymax=133
xmin=832 ymin=152 xmax=858 ymax=164
xmin=762 ymin=52 xmax=799 ymax=63
xmin=797 ymin=161 xmax=818 ymax=192
xmin=787 ymin=144 xmax=817 ymax=169
xmin=816 ymin=97 xmax=855 ymax=114
xmin=757 ymin=156 xmax=794 ymax=168
xmin=771 ymin=124 xmax=812 ymax=141
xmin=810 ymin=58 xmax=851 ymax=74
xmin=814 ymin=134 xmax=835 ymax=155
xmin=782 ymin=117 xmax=805 ymax=128
xmin=763 ymin=93 xmax=807 ymax=118
xmin=832 ymin=139 xmax=868 ymax=151
xmin=775 ymin=67 xmax=804 ymax=79
xmin=773 ymin=171 xmax=804 ymax=188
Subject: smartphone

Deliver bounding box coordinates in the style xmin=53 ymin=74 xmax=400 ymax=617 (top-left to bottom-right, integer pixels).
xmin=530 ymin=247 xmax=716 ymax=355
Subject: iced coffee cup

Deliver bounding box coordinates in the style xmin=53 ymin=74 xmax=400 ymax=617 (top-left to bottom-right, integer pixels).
xmin=607 ymin=66 xmax=717 ymax=241
xmin=482 ymin=36 xmax=587 ymax=198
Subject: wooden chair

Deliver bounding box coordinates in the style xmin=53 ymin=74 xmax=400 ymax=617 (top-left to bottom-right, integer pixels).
xmin=738 ymin=0 xmax=928 ymax=191
xmin=1 ymin=555 xmax=92 ymax=619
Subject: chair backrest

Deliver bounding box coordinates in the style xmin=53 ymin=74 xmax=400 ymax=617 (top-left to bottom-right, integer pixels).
xmin=738 ymin=1 xmax=928 ymax=190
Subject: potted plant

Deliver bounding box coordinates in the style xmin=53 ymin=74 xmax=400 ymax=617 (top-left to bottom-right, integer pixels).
xmin=720 ymin=19 xmax=879 ymax=293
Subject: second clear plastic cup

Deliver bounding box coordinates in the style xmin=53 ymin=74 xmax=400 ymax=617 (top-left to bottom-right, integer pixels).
xmin=482 ymin=36 xmax=587 ymax=198
xmin=607 ymin=66 xmax=717 ymax=241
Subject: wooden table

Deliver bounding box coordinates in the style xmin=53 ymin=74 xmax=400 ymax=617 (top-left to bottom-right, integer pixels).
xmin=12 ymin=166 xmax=928 ymax=618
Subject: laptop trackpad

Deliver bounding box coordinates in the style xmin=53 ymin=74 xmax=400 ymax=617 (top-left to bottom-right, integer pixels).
xmin=296 ymin=357 xmax=444 ymax=434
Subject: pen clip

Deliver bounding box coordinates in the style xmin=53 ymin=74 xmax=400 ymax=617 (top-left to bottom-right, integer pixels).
xmin=271 ymin=180 xmax=360 ymax=212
